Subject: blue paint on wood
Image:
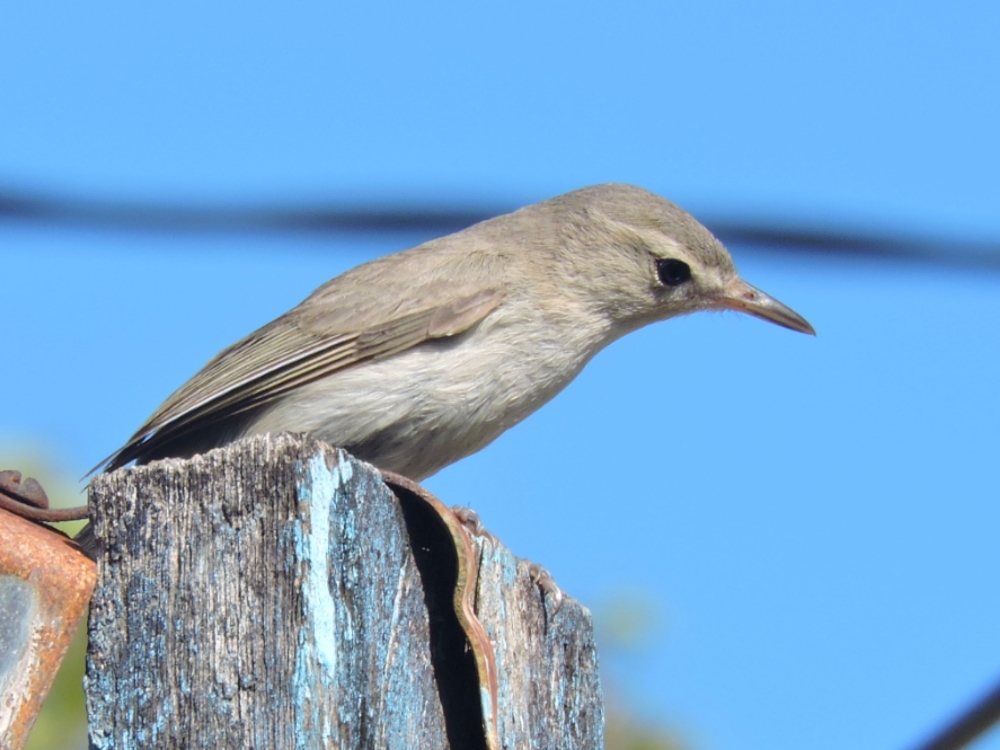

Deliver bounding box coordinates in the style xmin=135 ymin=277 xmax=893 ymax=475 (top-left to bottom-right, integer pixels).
xmin=291 ymin=452 xmax=345 ymax=748
xmin=85 ymin=435 xmax=600 ymax=748
xmin=296 ymin=454 xmax=339 ymax=677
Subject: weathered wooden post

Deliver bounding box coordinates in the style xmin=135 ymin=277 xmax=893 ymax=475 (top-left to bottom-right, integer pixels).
xmin=84 ymin=433 xmax=603 ymax=749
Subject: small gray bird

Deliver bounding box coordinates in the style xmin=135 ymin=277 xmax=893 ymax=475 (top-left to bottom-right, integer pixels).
xmin=97 ymin=183 xmax=814 ymax=479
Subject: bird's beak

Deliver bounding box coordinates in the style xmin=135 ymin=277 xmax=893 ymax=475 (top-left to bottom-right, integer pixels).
xmin=715 ymin=279 xmax=816 ymax=335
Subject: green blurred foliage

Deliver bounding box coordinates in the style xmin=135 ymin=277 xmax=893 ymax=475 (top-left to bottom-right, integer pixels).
xmin=606 ymin=709 xmax=685 ymax=750
xmin=596 ymin=591 xmax=688 ymax=750
xmin=595 ymin=590 xmax=661 ymax=651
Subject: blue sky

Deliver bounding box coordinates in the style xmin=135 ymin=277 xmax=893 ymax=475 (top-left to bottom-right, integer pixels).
xmin=3 ymin=2 xmax=1000 ymax=749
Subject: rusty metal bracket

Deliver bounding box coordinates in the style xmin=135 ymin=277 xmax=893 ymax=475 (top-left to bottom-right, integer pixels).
xmin=0 ymin=505 xmax=96 ymax=749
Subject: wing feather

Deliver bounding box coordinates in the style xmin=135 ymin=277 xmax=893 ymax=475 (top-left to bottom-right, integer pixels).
xmin=96 ymin=288 xmax=503 ymax=472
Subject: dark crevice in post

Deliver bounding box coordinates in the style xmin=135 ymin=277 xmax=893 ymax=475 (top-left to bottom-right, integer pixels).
xmin=393 ymin=484 xmax=488 ymax=750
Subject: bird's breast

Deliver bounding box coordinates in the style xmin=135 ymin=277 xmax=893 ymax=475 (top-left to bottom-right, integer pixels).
xmin=246 ymin=314 xmax=603 ymax=480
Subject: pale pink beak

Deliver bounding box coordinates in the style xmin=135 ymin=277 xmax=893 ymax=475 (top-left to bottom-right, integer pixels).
xmin=716 ymin=279 xmax=816 ymax=335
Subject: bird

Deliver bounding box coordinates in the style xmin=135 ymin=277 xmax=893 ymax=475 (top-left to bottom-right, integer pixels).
xmin=95 ymin=183 xmax=814 ymax=482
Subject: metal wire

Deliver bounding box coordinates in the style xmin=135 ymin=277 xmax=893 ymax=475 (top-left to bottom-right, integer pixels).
xmin=909 ymin=678 xmax=1000 ymax=750
xmin=2 ymin=186 xmax=1000 ymax=269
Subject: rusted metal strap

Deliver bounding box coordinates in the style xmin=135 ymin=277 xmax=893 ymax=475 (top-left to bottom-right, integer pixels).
xmin=0 ymin=506 xmax=96 ymax=749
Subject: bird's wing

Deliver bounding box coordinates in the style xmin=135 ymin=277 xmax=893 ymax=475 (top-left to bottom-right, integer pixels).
xmin=96 ymin=287 xmax=503 ymax=472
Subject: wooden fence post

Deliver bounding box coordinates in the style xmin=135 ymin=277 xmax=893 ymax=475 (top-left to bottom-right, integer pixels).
xmin=84 ymin=433 xmax=603 ymax=749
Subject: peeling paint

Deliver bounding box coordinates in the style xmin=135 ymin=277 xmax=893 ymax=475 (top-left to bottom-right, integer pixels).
xmin=296 ymin=453 xmax=339 ymax=679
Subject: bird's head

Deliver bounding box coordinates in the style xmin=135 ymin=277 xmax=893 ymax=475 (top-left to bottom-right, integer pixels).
xmin=541 ymin=184 xmax=815 ymax=336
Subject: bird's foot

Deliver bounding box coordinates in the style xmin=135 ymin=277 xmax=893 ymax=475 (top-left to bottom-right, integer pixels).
xmin=528 ymin=562 xmax=564 ymax=615
xmin=451 ymin=505 xmax=498 ymax=544
xmin=453 ymin=504 xmax=562 ymax=613
xmin=453 ymin=504 xmax=563 ymax=614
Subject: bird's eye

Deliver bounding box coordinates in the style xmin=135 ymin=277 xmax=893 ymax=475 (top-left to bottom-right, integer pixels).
xmin=656 ymin=258 xmax=691 ymax=286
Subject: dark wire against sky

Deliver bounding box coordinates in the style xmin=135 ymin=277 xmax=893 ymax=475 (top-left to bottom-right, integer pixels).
xmin=2 ymin=185 xmax=999 ymax=272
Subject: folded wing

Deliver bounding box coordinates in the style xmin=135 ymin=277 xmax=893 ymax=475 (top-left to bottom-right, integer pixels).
xmin=96 ymin=287 xmax=503 ymax=472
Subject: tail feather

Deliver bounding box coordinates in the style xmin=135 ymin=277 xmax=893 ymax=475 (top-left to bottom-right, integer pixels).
xmin=73 ymin=523 xmax=98 ymax=560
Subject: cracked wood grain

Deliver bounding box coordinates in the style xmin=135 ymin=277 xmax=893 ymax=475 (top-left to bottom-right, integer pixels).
xmin=85 ymin=433 xmax=603 ymax=749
